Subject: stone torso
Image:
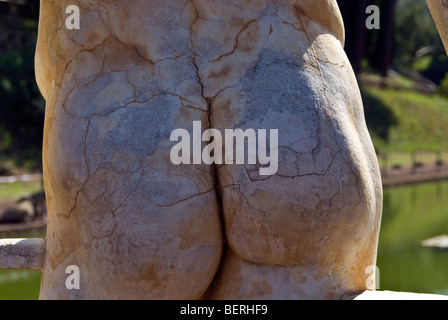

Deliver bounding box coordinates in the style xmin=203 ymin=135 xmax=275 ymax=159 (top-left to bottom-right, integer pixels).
xmin=35 ymin=0 xmax=382 ymax=299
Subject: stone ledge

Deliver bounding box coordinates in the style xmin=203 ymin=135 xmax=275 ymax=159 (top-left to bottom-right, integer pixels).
xmin=421 ymin=235 xmax=448 ymax=249
xmin=350 ymin=290 xmax=448 ymax=300
xmin=0 ymin=238 xmax=46 ymax=270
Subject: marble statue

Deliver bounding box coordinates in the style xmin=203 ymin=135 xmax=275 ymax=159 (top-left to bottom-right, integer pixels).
xmin=0 ymin=0 xmax=383 ymax=300
xmin=427 ymin=0 xmax=448 ymax=54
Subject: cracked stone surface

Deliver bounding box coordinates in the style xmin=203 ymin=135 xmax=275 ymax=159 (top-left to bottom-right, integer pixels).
xmin=33 ymin=0 xmax=382 ymax=299
xmin=0 ymin=239 xmax=46 ymax=270
xmin=427 ymin=0 xmax=448 ymax=54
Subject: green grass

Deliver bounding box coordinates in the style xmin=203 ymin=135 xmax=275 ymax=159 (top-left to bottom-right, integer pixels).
xmin=362 ymin=87 xmax=448 ymax=154
xmin=0 ymin=269 xmax=41 ymax=300
xmin=0 ymin=180 xmax=43 ymax=200
xmin=413 ymin=55 xmax=433 ymax=72
xmin=377 ymin=151 xmax=448 ymax=168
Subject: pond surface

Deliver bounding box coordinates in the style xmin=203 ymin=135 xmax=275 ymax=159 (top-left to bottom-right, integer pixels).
xmin=0 ymin=269 xmax=41 ymax=300
xmin=378 ymin=180 xmax=448 ymax=295
xmin=1 ymin=180 xmax=448 ymax=299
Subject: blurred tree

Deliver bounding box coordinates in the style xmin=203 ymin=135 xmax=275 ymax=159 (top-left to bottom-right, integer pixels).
xmin=394 ymin=0 xmax=445 ymax=71
xmin=0 ymin=0 xmax=44 ymax=173
xmin=337 ymin=0 xmax=369 ymax=76
xmin=338 ymin=0 xmax=447 ymax=80
xmin=372 ymin=0 xmax=397 ymax=78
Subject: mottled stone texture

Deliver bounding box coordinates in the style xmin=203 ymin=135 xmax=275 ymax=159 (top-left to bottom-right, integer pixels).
xmin=33 ymin=0 xmax=382 ymax=299
xmin=427 ymin=0 xmax=448 ymax=54
xmin=0 ymin=239 xmax=46 ymax=270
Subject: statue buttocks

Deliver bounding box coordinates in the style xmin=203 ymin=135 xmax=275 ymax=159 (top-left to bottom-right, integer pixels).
xmin=34 ymin=0 xmax=382 ymax=299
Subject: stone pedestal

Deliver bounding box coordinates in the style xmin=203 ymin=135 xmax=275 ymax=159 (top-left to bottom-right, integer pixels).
xmin=2 ymin=0 xmax=383 ymax=300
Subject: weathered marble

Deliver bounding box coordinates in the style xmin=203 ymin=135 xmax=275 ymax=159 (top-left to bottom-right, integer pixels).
xmin=2 ymin=0 xmax=383 ymax=299
xmin=427 ymin=0 xmax=448 ymax=54
xmin=0 ymin=239 xmax=46 ymax=270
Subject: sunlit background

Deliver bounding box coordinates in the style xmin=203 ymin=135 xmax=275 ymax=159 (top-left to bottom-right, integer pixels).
xmin=1 ymin=0 xmax=448 ymax=299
